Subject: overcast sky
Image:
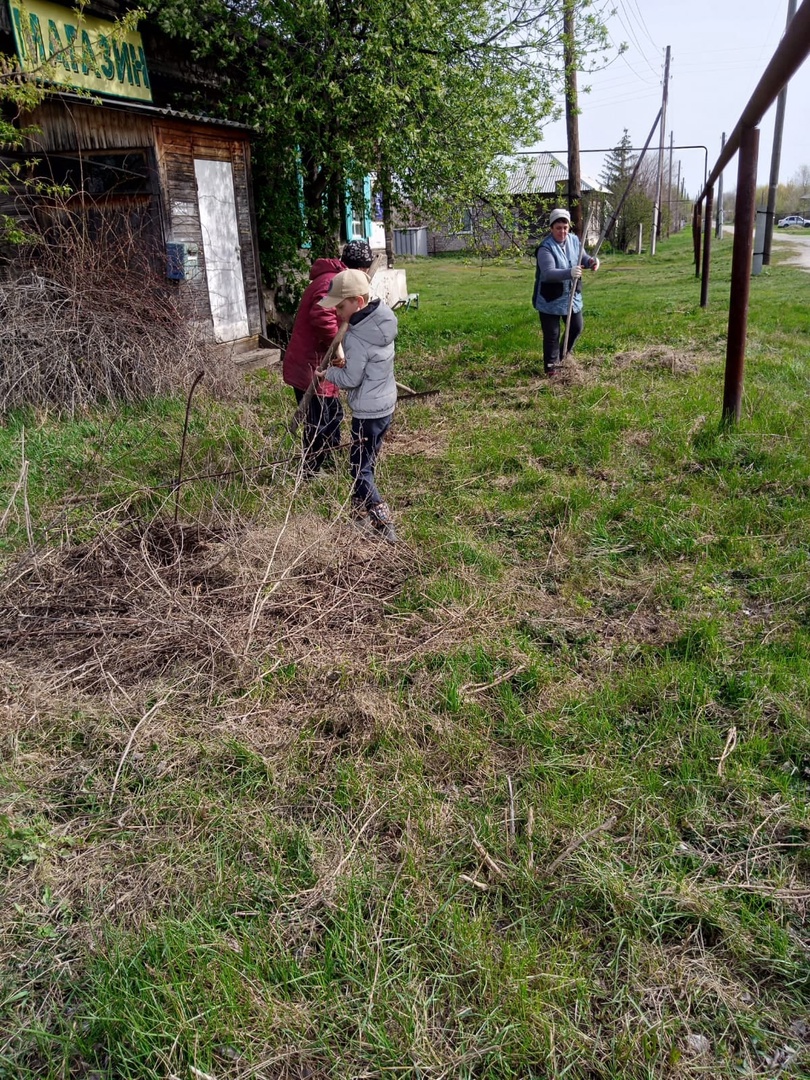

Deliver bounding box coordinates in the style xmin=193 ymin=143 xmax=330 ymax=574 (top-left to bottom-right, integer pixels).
xmin=531 ymin=0 xmax=810 ymax=199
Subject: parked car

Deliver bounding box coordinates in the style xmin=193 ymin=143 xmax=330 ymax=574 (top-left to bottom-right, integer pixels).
xmin=777 ymin=215 xmax=806 ymax=227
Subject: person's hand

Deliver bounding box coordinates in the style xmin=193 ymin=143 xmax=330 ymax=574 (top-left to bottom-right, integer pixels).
xmin=591 ymin=258 xmax=600 ymax=272
xmin=570 ymin=266 xmax=583 ymax=281
xmin=330 ymin=353 xmax=346 ymax=368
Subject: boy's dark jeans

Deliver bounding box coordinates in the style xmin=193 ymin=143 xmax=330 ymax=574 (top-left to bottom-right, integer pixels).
xmin=539 ymin=311 xmax=583 ymax=369
xmin=293 ymin=388 xmax=343 ymax=472
xmin=350 ymin=413 xmax=392 ymax=508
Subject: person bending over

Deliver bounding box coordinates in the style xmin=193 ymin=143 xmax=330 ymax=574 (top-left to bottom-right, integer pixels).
xmin=318 ymin=268 xmax=399 ymax=543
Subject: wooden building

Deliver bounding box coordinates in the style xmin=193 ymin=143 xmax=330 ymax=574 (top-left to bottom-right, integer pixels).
xmin=0 ymin=0 xmax=268 ymax=356
xmin=427 ymin=153 xmax=609 ymax=255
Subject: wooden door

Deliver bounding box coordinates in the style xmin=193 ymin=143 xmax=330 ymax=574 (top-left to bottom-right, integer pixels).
xmin=194 ymin=158 xmax=249 ymax=342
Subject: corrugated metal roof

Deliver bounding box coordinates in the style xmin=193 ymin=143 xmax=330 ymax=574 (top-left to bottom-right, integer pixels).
xmin=504 ymin=154 xmax=567 ymax=194
xmin=57 ymin=92 xmax=256 ymax=132
xmin=501 ymin=153 xmax=609 ymax=195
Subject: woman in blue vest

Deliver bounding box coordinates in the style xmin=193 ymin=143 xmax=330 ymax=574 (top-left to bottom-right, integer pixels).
xmin=532 ymin=207 xmax=599 ymax=376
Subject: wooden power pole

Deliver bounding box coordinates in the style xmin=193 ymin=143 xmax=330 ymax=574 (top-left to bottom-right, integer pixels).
xmin=716 ymin=132 xmax=726 ymax=238
xmin=651 ymin=45 xmax=671 ymax=256
xmin=764 ymin=0 xmax=798 ymax=264
xmin=667 ymin=130 xmax=674 ymax=237
xmin=563 ymin=0 xmax=583 ymax=236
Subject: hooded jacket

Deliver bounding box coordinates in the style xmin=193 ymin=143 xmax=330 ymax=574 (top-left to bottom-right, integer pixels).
xmin=323 ymin=299 xmax=398 ymax=419
xmin=283 ymin=257 xmax=344 ymax=397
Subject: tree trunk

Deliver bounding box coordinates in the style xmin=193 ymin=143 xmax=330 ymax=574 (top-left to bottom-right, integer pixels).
xmin=301 ymin=152 xmax=342 ymax=258
xmin=378 ymin=158 xmax=396 ymax=268
xmin=563 ymin=0 xmax=583 ymax=236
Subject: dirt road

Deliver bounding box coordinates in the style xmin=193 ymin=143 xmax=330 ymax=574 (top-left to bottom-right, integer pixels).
xmin=725 ymin=225 xmax=810 ymax=272
xmin=768 ymin=228 xmax=810 ymax=271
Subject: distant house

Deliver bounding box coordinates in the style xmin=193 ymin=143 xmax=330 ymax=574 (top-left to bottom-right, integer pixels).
xmin=0 ymin=0 xmax=267 ymax=355
xmin=426 ymin=153 xmax=609 ymax=254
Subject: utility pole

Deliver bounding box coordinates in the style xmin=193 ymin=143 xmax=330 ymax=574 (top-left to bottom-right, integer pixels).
xmin=764 ymin=0 xmax=798 ymax=264
xmin=651 ymin=45 xmax=671 ymax=256
xmin=676 ymin=160 xmax=682 ymax=231
xmin=667 ymin=130 xmax=674 ymax=237
xmin=563 ymin=0 xmax=583 ymax=236
xmin=716 ymin=132 xmax=726 ymax=238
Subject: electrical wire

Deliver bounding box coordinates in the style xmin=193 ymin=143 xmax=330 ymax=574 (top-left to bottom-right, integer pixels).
xmin=613 ymin=0 xmax=661 ymax=80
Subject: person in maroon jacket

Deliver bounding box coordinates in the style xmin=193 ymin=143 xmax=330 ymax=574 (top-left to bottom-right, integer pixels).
xmin=283 ymin=241 xmax=373 ymax=474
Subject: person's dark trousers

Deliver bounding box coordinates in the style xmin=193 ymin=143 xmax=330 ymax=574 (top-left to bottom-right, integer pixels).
xmin=539 ymin=311 xmax=584 ymax=370
xmin=350 ymin=413 xmax=392 ymax=508
xmin=293 ymin=387 xmax=343 ymax=473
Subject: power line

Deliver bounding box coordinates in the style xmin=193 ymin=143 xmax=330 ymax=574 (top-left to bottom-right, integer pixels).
xmin=613 ymin=2 xmax=661 ymax=79
xmin=625 ymin=0 xmax=659 ymax=52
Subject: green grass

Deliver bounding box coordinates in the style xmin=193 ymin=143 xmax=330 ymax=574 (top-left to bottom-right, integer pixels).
xmin=1 ymin=231 xmax=809 ymax=1079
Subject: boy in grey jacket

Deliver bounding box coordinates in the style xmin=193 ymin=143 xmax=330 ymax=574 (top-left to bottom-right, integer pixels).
xmin=318 ymin=268 xmax=398 ymax=543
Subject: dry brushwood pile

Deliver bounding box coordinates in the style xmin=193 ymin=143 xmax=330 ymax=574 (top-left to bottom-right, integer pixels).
xmin=0 ymin=513 xmax=413 ymax=692
xmin=0 ymin=270 xmax=233 ymax=414
xmin=0 ymin=207 xmax=240 ymax=413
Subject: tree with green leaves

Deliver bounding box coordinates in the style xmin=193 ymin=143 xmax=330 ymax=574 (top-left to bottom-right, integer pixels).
xmin=600 ymin=129 xmax=654 ymax=253
xmin=147 ymin=0 xmax=613 ymax=274
xmin=0 ymin=52 xmax=61 ymax=245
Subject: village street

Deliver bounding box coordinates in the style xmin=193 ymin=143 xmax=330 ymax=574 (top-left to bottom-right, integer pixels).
xmin=725 ymin=224 xmax=810 ymax=271
xmin=769 ymin=226 xmax=810 ymax=271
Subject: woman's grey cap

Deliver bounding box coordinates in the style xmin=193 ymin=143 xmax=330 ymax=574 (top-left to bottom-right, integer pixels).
xmin=549 ymin=208 xmax=571 ymax=226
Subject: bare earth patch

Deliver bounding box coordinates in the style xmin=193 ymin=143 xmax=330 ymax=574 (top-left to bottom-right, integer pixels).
xmin=613 ymin=345 xmax=701 ymax=375
xmin=386 ymin=424 xmax=448 ymax=458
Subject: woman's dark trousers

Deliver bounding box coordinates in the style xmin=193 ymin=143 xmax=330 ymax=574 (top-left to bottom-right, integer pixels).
xmin=539 ymin=311 xmax=584 ymax=370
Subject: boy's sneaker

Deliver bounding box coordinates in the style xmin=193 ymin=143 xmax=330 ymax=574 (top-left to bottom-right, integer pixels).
xmin=368 ymin=501 xmax=398 ymax=543
xmin=351 ymin=499 xmax=373 ymax=532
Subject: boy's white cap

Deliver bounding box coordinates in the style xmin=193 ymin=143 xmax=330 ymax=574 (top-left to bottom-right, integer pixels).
xmin=549 ymin=207 xmax=571 ymax=225
xmin=318 ymin=268 xmax=370 ymax=308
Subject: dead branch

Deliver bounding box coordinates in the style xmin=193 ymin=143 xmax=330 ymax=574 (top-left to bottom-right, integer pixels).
xmin=545 ymin=815 xmax=618 ymax=877
xmin=470 ymin=830 xmax=506 ymax=878
xmin=109 ymin=694 xmax=172 ymax=805
xmin=459 ymin=874 xmax=491 ymax=891
xmin=717 ymin=726 xmax=738 ymax=776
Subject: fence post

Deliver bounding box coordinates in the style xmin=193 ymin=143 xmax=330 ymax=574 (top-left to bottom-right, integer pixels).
xmin=692 ymin=203 xmax=702 ymax=278
xmin=722 ymin=125 xmax=760 ymax=425
xmin=700 ymin=186 xmax=714 ymax=307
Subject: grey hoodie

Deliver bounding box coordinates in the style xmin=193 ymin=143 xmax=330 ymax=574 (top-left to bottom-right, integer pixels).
xmin=324 ymin=299 xmax=398 ymax=420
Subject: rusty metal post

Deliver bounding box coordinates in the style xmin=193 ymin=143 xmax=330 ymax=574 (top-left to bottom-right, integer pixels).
xmin=722 ymin=125 xmax=760 ymax=425
xmin=700 ymin=186 xmax=714 ymax=307
xmin=692 ymin=202 xmax=702 ymax=278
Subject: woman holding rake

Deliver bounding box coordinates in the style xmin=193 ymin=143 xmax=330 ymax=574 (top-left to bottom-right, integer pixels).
xmin=532 ymin=207 xmax=599 ymax=377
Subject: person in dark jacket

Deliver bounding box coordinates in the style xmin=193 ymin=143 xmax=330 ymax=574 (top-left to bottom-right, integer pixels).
xmin=282 ymin=241 xmax=374 ymax=473
xmin=318 ymin=268 xmax=399 ymax=543
xmin=532 ymin=208 xmax=599 ymax=376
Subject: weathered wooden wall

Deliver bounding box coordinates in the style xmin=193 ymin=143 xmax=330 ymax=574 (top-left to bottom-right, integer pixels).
xmin=16 ymin=101 xmax=263 ymax=341
xmin=154 ymin=123 xmax=263 ymax=339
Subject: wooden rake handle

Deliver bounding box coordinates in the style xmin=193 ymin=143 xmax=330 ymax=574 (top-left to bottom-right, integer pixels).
xmin=561 ymin=202 xmax=595 ymax=361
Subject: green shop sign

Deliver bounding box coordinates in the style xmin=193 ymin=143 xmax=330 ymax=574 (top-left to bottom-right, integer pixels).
xmin=9 ymin=0 xmax=152 ymax=102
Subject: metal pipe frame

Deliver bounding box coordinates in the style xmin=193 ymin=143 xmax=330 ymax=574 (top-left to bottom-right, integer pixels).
xmin=696 ymin=0 xmax=810 ymax=204
xmin=722 ymin=126 xmax=760 ymax=425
